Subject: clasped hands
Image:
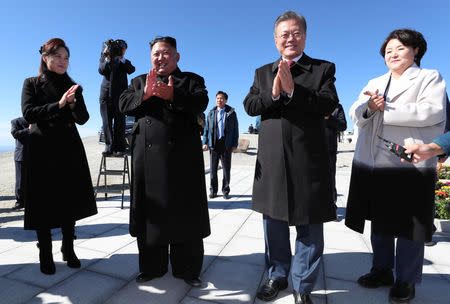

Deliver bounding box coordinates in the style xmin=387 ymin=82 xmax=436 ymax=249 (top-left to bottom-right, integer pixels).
xmin=142 ymin=69 xmax=174 ymax=101
xmin=364 ymin=89 xmax=386 ymax=112
xmin=272 ymin=61 xmax=294 ymax=98
xmin=59 ymin=84 xmax=79 ymax=109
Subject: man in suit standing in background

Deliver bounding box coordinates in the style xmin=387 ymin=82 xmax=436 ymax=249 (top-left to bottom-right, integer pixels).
xmin=99 ymin=39 xmax=135 ymax=156
xmin=324 ymin=103 xmax=347 ymax=208
xmin=202 ymin=91 xmax=239 ymax=199
xmin=244 ymin=11 xmax=339 ymax=304
xmin=10 ymin=117 xmax=30 ymax=210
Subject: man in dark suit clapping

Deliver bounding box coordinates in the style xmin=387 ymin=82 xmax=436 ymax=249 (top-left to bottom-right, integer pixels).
xmin=10 ymin=117 xmax=30 ymax=210
xmin=244 ymin=11 xmax=339 ymax=304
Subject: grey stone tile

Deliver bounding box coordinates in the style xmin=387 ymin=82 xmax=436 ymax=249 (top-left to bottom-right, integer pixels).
xmin=424 ymin=241 xmax=450 ymax=266
xmin=236 ymin=218 xmax=264 ymax=239
xmin=180 ymin=296 xmax=219 ymax=304
xmin=219 ymin=235 xmax=265 ymax=266
xmin=0 ymin=226 xmax=36 ymax=253
xmin=87 ymin=241 xmax=139 ymax=281
xmin=205 ymin=212 xmax=249 ymax=245
xmin=77 ymin=207 xmax=124 ymax=225
xmin=27 ymin=270 xmax=126 ymax=304
xmin=324 ymin=230 xmax=370 ymax=252
xmin=323 ymin=248 xmax=373 ymax=282
xmin=208 ymin=208 xmax=223 ymax=220
xmin=208 ymin=201 xmax=232 ymax=210
xmin=325 ymin=277 xmax=389 ymax=304
xmin=415 ymin=277 xmax=450 ymax=303
xmin=76 ymin=217 xmax=127 ymax=237
xmin=104 ymin=274 xmax=190 ymax=304
xmin=0 ymin=243 xmax=39 ymax=276
xmin=203 ymin=242 xmax=224 ymax=274
xmin=430 ymin=263 xmax=450 ymax=282
xmin=0 ymin=277 xmax=42 ymax=304
xmin=188 ymin=258 xmax=265 ymax=303
xmin=247 ymin=211 xmax=263 ymax=222
xmin=324 ymin=220 xmax=352 ymax=233
xmin=7 ymin=247 xmax=109 ymax=288
xmin=77 ymin=227 xmax=134 ymax=253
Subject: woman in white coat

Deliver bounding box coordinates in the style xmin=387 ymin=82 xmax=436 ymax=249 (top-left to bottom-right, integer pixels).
xmin=345 ymin=29 xmax=446 ymax=304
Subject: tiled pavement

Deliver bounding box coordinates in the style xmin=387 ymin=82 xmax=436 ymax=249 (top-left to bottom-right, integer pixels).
xmin=1 ymin=163 xmax=450 ymax=303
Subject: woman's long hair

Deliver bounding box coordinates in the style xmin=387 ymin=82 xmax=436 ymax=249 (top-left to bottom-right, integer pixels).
xmin=37 ymin=38 xmax=71 ymax=81
xmin=37 ymin=38 xmax=77 ymax=92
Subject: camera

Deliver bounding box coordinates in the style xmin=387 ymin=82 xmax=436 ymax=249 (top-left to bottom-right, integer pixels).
xmin=103 ymin=39 xmax=126 ymax=59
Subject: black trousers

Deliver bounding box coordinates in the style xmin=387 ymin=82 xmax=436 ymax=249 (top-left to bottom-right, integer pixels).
xmin=15 ymin=160 xmax=24 ymax=203
xmin=100 ymin=99 xmax=126 ymax=152
xmin=137 ymin=237 xmax=204 ymax=279
xmin=210 ymin=138 xmax=232 ymax=195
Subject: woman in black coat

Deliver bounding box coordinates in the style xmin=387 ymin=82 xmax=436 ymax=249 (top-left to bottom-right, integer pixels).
xmin=21 ymin=38 xmax=97 ymax=275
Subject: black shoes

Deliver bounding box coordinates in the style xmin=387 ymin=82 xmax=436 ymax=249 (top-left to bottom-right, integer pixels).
xmin=11 ymin=201 xmax=24 ymax=210
xmin=135 ymin=272 xmax=165 ymax=283
xmin=223 ymin=193 xmax=230 ymax=199
xmin=184 ymin=277 xmax=202 ymax=287
xmin=357 ymin=267 xmax=394 ymax=288
xmin=389 ymin=281 xmax=415 ymax=304
xmin=103 ymin=150 xmax=126 ymax=157
xmin=61 ymin=246 xmax=81 ymax=268
xmin=114 ymin=151 xmax=124 ymax=157
xmin=256 ymin=278 xmax=288 ymax=301
xmin=209 ymin=193 xmax=217 ymax=199
xmin=293 ymin=291 xmax=313 ymax=304
xmin=102 ymin=150 xmax=113 ymax=156
xmin=173 ymin=273 xmax=202 ymax=287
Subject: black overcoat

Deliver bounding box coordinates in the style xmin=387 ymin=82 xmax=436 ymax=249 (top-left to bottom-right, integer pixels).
xmin=21 ymin=73 xmax=97 ymax=230
xmin=243 ymin=54 xmax=339 ymax=225
xmin=119 ymin=68 xmax=210 ymax=245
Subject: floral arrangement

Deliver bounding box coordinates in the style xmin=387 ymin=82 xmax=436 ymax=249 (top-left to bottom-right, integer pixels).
xmin=434 ymin=176 xmax=450 ymax=220
xmin=438 ymin=165 xmax=450 ymax=179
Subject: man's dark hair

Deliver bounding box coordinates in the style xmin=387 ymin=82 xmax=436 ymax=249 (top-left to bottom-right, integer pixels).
xmin=380 ymin=29 xmax=427 ymax=67
xmin=216 ymin=91 xmax=228 ymax=100
xmin=116 ymin=39 xmax=127 ymax=49
xmin=150 ymin=36 xmax=177 ymax=50
xmin=274 ymin=11 xmax=307 ymax=36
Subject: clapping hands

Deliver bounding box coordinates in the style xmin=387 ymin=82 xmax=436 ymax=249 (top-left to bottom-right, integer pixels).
xmin=364 ymin=89 xmax=385 ymax=112
xmin=142 ymin=69 xmax=174 ymax=101
xmin=59 ymin=84 xmax=79 ymax=109
xmin=272 ymin=61 xmax=294 ymax=98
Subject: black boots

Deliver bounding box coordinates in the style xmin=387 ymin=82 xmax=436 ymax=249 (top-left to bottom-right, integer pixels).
xmin=36 ymin=230 xmax=55 ymax=275
xmin=61 ymin=225 xmax=81 ymax=268
xmin=36 ymin=225 xmax=80 ymax=275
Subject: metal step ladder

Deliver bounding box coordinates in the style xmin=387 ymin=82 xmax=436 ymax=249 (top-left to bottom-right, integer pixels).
xmin=94 ymin=154 xmax=130 ymax=209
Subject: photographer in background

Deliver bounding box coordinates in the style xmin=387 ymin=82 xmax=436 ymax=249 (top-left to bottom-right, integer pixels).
xmin=99 ymin=39 xmax=135 ymax=156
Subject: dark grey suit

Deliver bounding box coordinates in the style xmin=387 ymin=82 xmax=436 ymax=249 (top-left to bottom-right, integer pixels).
xmin=11 ymin=117 xmax=30 ymax=205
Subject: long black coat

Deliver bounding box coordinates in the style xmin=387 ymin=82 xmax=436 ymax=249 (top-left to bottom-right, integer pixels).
xmin=21 ymin=73 xmax=97 ymax=230
xmin=119 ymin=68 xmax=210 ymax=245
xmin=244 ymin=54 xmax=339 ymax=225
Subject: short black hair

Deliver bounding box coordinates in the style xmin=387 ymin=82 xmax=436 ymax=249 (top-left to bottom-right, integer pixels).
xmin=150 ymin=36 xmax=177 ymax=50
xmin=274 ymin=11 xmax=307 ymax=36
xmin=116 ymin=39 xmax=127 ymax=49
xmin=380 ymin=29 xmax=427 ymax=66
xmin=216 ymin=91 xmax=228 ymax=100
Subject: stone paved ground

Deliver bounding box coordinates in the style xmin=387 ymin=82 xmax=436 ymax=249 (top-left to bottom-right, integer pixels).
xmin=0 ymin=135 xmax=449 ymax=304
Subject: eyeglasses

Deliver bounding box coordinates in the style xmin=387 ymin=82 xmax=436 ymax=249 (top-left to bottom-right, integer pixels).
xmin=277 ymin=31 xmax=305 ymax=40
